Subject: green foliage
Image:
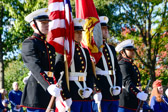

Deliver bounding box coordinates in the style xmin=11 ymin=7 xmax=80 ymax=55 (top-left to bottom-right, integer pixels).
xmin=1 ymin=0 xmax=49 ymax=95
xmin=100 ymin=0 xmax=168 ymax=84
xmin=1 ymin=0 xmax=167 ymax=93
xmin=1 ymin=0 xmax=48 ymax=63
xmin=4 ymin=57 xmax=29 ymax=96
xmin=157 ymin=71 xmax=168 ymax=86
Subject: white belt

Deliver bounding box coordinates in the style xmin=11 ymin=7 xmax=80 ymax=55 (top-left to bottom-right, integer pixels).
xmin=96 ymin=70 xmax=113 ymax=76
xmin=69 ymin=72 xmax=87 ymax=81
xmin=44 ymin=71 xmax=54 ymax=78
xmin=122 ymin=86 xmax=141 ymax=89
xmin=69 ymin=76 xmax=86 ymax=81
xmin=70 ymin=72 xmax=87 ymax=77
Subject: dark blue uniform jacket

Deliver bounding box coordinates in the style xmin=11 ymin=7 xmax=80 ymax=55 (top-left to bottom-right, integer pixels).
xmin=21 ymin=33 xmax=56 ymax=109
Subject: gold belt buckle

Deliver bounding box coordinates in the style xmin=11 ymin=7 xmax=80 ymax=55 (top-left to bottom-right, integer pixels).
xmin=78 ymin=76 xmax=85 ymax=81
xmin=109 ymin=70 xmax=113 ymax=75
xmin=47 ymin=71 xmax=53 ymax=78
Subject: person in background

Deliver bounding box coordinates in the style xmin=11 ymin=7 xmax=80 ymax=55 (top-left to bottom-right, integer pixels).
xmin=0 ymin=89 xmax=7 ymax=101
xmin=116 ymin=39 xmax=148 ymax=112
xmin=0 ymin=89 xmax=7 ymax=112
xmin=8 ymin=82 xmax=23 ymax=112
xmin=149 ymin=80 xmax=168 ymax=112
xmin=92 ymin=16 xmax=122 ymax=112
xmin=2 ymin=99 xmax=10 ymax=112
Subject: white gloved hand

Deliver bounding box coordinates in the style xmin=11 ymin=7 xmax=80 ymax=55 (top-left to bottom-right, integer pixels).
xmin=23 ymin=76 xmax=30 ymax=84
xmin=165 ymin=89 xmax=168 ymax=97
xmin=82 ymin=87 xmax=93 ymax=98
xmin=93 ymin=92 xmax=102 ymax=103
xmin=137 ymin=91 xmax=148 ymax=101
xmin=23 ymin=71 xmax=32 ymax=84
xmin=112 ymin=86 xmax=121 ymax=96
xmin=47 ymin=84 xmax=62 ymax=97
xmin=63 ymin=98 xmax=72 ymax=111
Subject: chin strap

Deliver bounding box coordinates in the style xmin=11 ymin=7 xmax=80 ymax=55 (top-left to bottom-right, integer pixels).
xmin=123 ymin=49 xmax=131 ymax=59
xmin=33 ymin=19 xmax=45 ymax=36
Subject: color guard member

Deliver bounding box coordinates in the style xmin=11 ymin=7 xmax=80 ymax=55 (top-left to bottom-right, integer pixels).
xmin=116 ymin=39 xmax=148 ymax=112
xmin=54 ymin=18 xmax=100 ymax=112
xmin=92 ymin=16 xmax=122 ymax=112
xmin=21 ymin=8 xmax=61 ymax=112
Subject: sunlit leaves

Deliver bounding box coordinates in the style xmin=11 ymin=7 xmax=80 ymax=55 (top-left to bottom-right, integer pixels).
xmin=106 ymin=0 xmax=168 ymax=85
xmin=4 ymin=59 xmax=29 ymax=94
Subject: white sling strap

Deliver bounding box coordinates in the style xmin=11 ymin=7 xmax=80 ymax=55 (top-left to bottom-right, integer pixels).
xmin=101 ymin=54 xmax=113 ymax=87
xmin=105 ymin=43 xmax=116 ymax=87
xmin=70 ymin=46 xmax=87 ymax=89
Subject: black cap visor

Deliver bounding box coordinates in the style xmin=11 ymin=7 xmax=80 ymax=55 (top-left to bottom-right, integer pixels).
xmin=101 ymin=23 xmax=109 ymax=28
xmin=34 ymin=15 xmax=51 ymax=21
xmin=123 ymin=46 xmax=137 ymax=50
xmin=74 ymin=26 xmax=84 ymax=31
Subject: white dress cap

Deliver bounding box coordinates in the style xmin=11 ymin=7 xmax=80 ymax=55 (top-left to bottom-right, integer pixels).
xmin=73 ymin=18 xmax=85 ymax=27
xmin=99 ymin=16 xmax=109 ymax=24
xmin=115 ymin=39 xmax=135 ymax=52
xmin=73 ymin=18 xmax=85 ymax=31
xmin=25 ymin=8 xmax=50 ymax=23
xmin=165 ymin=88 xmax=168 ymax=97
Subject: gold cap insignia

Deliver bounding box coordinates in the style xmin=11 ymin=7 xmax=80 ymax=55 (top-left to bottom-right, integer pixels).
xmin=104 ymin=17 xmax=107 ymax=20
xmin=45 ymin=9 xmax=48 ymax=12
xmin=79 ymin=19 xmax=82 ymax=23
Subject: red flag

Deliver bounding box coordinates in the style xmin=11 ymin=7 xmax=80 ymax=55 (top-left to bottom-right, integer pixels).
xmin=75 ymin=0 xmax=103 ymax=64
xmin=47 ymin=0 xmax=75 ymax=67
xmin=76 ymin=0 xmax=99 ymax=19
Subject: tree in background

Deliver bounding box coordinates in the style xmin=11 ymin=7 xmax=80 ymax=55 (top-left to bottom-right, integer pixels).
xmin=93 ymin=0 xmax=168 ymax=85
xmin=1 ymin=0 xmax=167 ymax=91
xmin=4 ymin=56 xmax=29 ymax=95
xmin=0 ymin=0 xmax=48 ymax=88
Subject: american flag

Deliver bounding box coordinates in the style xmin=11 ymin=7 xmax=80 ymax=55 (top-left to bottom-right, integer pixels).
xmin=47 ymin=0 xmax=75 ymax=67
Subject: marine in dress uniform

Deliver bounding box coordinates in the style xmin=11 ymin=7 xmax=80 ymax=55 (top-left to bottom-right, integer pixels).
xmin=54 ymin=18 xmax=100 ymax=112
xmin=115 ymin=39 xmax=148 ymax=112
xmin=149 ymin=80 xmax=168 ymax=112
xmin=21 ymin=8 xmax=61 ymax=112
xmin=92 ymin=16 xmax=122 ymax=112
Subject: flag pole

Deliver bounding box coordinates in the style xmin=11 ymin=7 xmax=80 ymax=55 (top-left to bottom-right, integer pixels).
xmin=64 ymin=50 xmax=71 ymax=112
xmin=91 ymin=61 xmax=102 ymax=112
xmin=46 ymin=96 xmax=55 ymax=112
xmin=64 ymin=50 xmax=70 ymax=90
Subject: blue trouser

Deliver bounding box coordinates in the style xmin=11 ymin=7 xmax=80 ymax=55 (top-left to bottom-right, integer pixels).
xmin=27 ymin=108 xmax=45 ymax=112
xmin=11 ymin=107 xmax=23 ymax=112
xmin=118 ymin=107 xmax=136 ymax=112
xmin=71 ymin=101 xmax=92 ymax=112
xmin=92 ymin=100 xmax=119 ymax=112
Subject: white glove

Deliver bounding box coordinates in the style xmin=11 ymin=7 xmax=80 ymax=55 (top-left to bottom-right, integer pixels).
xmin=165 ymin=89 xmax=168 ymax=97
xmin=63 ymin=98 xmax=72 ymax=111
xmin=23 ymin=76 xmax=30 ymax=84
xmin=23 ymin=71 xmax=32 ymax=84
xmin=93 ymin=92 xmax=102 ymax=103
xmin=82 ymin=87 xmax=93 ymax=98
xmin=47 ymin=84 xmax=62 ymax=97
xmin=112 ymin=86 xmax=121 ymax=96
xmin=137 ymin=91 xmax=148 ymax=101
xmin=28 ymin=71 xmax=32 ymax=76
